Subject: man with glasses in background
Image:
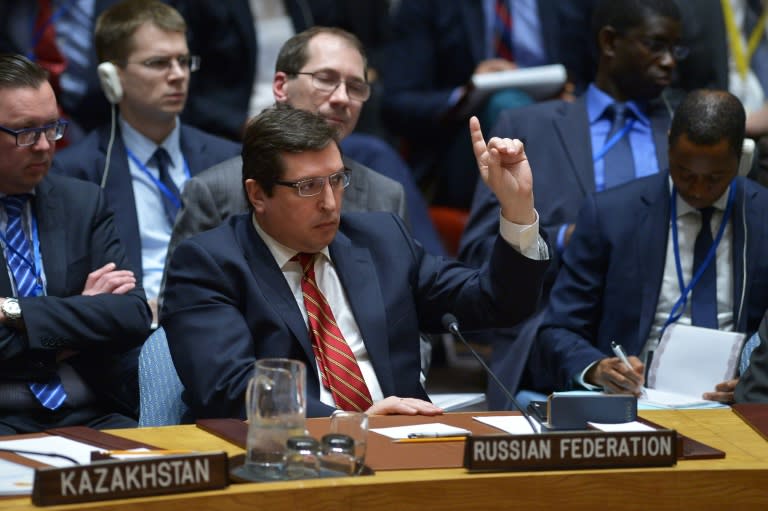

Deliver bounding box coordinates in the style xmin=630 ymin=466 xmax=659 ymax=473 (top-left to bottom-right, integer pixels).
xmin=459 ymin=0 xmax=686 ymax=410
xmin=162 ymin=105 xmax=549 ymax=420
xmin=51 ymin=0 xmax=240 ymax=322
xmin=166 ymin=27 xmax=420 ymax=279
xmin=0 ymin=53 xmax=151 ymax=433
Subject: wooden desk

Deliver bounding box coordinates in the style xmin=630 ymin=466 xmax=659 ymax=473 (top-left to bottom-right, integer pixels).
xmin=3 ymin=409 xmax=768 ymax=510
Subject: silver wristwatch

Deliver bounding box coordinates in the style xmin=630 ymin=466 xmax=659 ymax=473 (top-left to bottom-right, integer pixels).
xmin=1 ymin=298 xmax=22 ymax=322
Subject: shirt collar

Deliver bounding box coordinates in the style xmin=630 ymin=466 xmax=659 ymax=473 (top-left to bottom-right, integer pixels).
xmin=585 ymin=83 xmax=650 ymax=126
xmin=250 ymin=214 xmax=331 ymax=270
xmin=670 ymin=176 xmax=732 ymax=218
xmin=119 ymin=115 xmax=182 ymax=167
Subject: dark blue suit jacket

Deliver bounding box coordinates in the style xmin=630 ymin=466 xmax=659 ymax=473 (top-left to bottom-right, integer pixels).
xmin=0 ymin=174 xmax=152 ymax=417
xmin=535 ymin=172 xmax=768 ymax=392
xmin=162 ymin=212 xmax=548 ymax=419
xmin=380 ymin=0 xmax=561 ymax=178
xmin=51 ymin=123 xmax=240 ymax=283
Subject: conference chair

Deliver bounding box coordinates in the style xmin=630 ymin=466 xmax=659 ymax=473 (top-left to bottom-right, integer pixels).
xmin=138 ymin=327 xmax=188 ymax=426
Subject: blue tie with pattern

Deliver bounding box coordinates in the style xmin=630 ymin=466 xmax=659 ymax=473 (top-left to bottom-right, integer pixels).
xmin=2 ymin=195 xmax=67 ymax=410
xmin=603 ymin=103 xmax=636 ymax=189
xmin=153 ymin=147 xmax=181 ymax=224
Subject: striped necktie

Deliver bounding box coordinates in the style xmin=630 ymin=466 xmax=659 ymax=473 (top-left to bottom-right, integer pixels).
xmin=494 ymin=0 xmax=514 ymax=61
xmin=294 ymin=252 xmax=373 ymax=412
xmin=2 ymin=195 xmax=67 ymax=410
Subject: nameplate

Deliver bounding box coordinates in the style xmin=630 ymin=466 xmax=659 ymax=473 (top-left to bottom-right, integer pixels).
xmin=31 ymin=451 xmax=229 ymax=506
xmin=463 ymin=430 xmax=677 ymax=472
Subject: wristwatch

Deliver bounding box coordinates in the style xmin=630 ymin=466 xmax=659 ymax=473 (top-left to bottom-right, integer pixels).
xmin=1 ymin=298 xmax=22 ymax=323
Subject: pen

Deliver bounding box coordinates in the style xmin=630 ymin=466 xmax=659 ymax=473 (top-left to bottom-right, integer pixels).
xmin=394 ymin=436 xmax=468 ymax=443
xmin=407 ymin=432 xmax=469 ymax=439
xmin=100 ymin=450 xmax=193 ymax=456
xmin=610 ymin=341 xmax=633 ymax=371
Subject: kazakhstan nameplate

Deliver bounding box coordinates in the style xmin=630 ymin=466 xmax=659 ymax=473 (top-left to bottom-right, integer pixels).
xmin=464 ymin=430 xmax=677 ymax=472
xmin=32 ymin=451 xmax=229 ymax=506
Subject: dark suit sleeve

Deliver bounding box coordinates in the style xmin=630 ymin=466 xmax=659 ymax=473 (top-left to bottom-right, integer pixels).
xmin=20 ymin=190 xmax=151 ymax=351
xmin=735 ymin=314 xmax=768 ymax=403
xmin=536 ymin=193 xmax=612 ymax=389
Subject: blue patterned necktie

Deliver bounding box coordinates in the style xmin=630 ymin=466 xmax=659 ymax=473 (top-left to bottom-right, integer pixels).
xmin=2 ymin=194 xmax=67 ymax=410
xmin=691 ymin=207 xmax=719 ymax=329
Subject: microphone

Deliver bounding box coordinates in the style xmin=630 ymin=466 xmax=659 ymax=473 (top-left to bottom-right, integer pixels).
xmin=441 ymin=313 xmax=540 ymax=434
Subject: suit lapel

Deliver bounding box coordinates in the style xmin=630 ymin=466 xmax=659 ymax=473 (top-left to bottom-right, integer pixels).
xmin=33 ymin=177 xmax=67 ymax=296
xmin=731 ymin=178 xmax=761 ymax=331
xmin=462 ymin=1 xmax=486 ymax=64
xmin=648 ymin=102 xmax=671 ymax=170
xmin=179 ymin=125 xmax=207 ymax=176
xmin=234 ymin=217 xmax=317 ymax=368
xmin=342 ymin=156 xmax=368 ymax=213
xmin=636 ymin=174 xmax=672 ymax=348
xmin=553 ymin=97 xmax=595 ymax=194
xmin=329 ymin=232 xmax=394 ymax=396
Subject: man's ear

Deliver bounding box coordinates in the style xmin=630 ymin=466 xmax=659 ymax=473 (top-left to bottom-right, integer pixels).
xmin=245 ymin=179 xmax=267 ymax=213
xmin=598 ymin=26 xmax=619 ymax=59
xmin=273 ymin=72 xmax=290 ymax=102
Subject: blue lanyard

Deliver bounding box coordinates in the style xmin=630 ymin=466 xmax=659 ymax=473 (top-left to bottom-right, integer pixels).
xmin=27 ymin=1 xmax=73 ymax=60
xmin=0 ymin=207 xmax=45 ymax=297
xmin=593 ymin=118 xmax=636 ymax=192
xmin=125 ymin=148 xmax=190 ymax=210
xmin=660 ymin=184 xmax=735 ymax=334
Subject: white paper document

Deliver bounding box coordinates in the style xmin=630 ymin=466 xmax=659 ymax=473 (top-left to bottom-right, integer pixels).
xmin=587 ymin=421 xmax=656 ymax=432
xmin=640 ymin=388 xmax=726 ymax=409
xmin=428 ymin=393 xmax=486 ymax=412
xmin=472 ymin=415 xmax=541 ymax=434
xmin=645 ymin=324 xmax=744 ymax=407
xmin=470 ymin=64 xmax=567 ymax=100
xmin=370 ymin=423 xmax=472 ymax=440
xmin=0 ymin=436 xmax=104 ymax=496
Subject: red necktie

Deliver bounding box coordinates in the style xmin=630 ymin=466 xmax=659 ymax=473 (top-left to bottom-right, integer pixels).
xmin=494 ymin=0 xmax=514 ymax=61
xmin=33 ymin=0 xmax=67 ymax=94
xmin=294 ymin=253 xmax=373 ymax=412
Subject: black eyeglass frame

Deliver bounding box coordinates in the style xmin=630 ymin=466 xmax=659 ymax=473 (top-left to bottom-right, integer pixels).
xmin=0 ymin=120 xmax=69 ymax=147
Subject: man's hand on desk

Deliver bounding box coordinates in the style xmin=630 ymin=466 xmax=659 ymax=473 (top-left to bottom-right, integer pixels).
xmin=366 ymin=396 xmax=444 ymax=416
xmin=586 ymin=356 xmax=645 ymax=396
xmin=703 ymin=378 xmax=737 ymax=403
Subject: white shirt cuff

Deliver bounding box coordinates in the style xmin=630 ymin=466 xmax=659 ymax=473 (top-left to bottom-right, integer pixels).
xmin=499 ymin=209 xmax=549 ymax=260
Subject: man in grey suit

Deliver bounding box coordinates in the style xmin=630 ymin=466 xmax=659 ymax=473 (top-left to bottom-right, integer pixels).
xmin=166 ymin=27 xmax=407 ymax=265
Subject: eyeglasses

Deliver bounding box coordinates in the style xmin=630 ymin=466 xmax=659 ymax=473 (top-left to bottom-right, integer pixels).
xmin=636 ymin=38 xmax=690 ymax=60
xmin=293 ymin=71 xmax=371 ymax=102
xmin=127 ymin=55 xmax=201 ymax=73
xmin=274 ymin=169 xmax=351 ymax=197
xmin=0 ymin=120 xmax=68 ymax=147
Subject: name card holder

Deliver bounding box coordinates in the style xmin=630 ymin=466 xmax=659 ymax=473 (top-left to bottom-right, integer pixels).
xmin=463 ymin=430 xmax=677 ymax=472
xmin=32 ymin=451 xmax=229 ymax=506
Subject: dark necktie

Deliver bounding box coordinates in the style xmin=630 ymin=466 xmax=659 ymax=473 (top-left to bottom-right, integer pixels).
xmin=494 ymin=0 xmax=514 ymax=61
xmin=691 ymin=207 xmax=719 ymax=329
xmin=152 ymin=147 xmax=182 ymax=224
xmin=603 ymin=103 xmax=636 ymax=189
xmin=2 ymin=195 xmax=67 ymax=410
xmin=294 ymin=253 xmax=373 ymax=412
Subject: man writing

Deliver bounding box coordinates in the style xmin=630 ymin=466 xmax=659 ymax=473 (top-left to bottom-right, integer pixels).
xmin=534 ymin=90 xmax=768 ymax=402
xmin=162 ymin=106 xmax=549 ymax=419
xmin=0 ymin=54 xmax=151 ymax=433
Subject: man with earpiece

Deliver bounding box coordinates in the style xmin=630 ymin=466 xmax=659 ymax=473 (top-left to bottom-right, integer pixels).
xmin=532 ymin=89 xmax=768 ymax=404
xmin=50 ymin=0 xmax=240 ymax=322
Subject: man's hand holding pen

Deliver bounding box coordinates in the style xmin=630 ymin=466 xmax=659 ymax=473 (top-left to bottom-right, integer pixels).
xmin=586 ymin=342 xmax=645 ymax=396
